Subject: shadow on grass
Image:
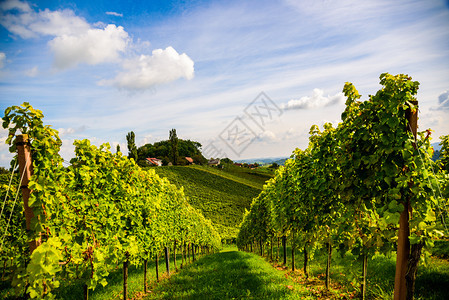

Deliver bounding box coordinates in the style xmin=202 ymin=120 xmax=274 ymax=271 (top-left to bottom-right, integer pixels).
xmin=54 ymin=253 xmax=188 ymax=300
xmin=270 ymin=244 xmax=449 ymax=300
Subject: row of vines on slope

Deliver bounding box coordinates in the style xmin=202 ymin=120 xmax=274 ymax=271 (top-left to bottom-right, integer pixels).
xmin=0 ymin=103 xmax=221 ymax=299
xmin=237 ymin=73 xmax=448 ymax=299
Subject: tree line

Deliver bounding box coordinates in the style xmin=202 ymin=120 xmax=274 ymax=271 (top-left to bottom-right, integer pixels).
xmin=126 ymin=128 xmax=207 ymax=166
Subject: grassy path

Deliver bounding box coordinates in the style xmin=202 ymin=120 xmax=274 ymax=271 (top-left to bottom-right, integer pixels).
xmin=144 ymin=249 xmax=310 ymax=299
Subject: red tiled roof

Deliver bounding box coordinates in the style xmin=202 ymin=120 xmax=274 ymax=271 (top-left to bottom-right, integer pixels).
xmin=185 ymin=157 xmax=194 ymax=163
xmin=146 ymin=158 xmax=162 ymax=165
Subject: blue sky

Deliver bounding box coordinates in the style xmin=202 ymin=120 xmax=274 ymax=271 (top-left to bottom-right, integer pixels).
xmin=0 ymin=0 xmax=448 ymax=167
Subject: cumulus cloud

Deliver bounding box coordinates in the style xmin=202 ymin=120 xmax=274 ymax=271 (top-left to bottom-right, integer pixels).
xmin=106 ymin=11 xmax=123 ymax=17
xmin=0 ymin=1 xmax=195 ymax=85
xmin=139 ymin=134 xmax=154 ymax=146
xmin=57 ymin=126 xmax=86 ymax=136
xmin=258 ymin=130 xmax=276 ymax=142
xmin=24 ymin=65 xmax=38 ymax=77
xmin=49 ymin=24 xmax=129 ymax=69
xmin=0 ymin=2 xmax=89 ymax=38
xmin=0 ymin=52 xmax=5 ymax=68
xmin=99 ymin=46 xmax=194 ymax=90
xmin=282 ymin=89 xmax=345 ymax=110
xmin=0 ymin=0 xmax=31 ymax=12
xmin=0 ymin=0 xmax=128 ymax=69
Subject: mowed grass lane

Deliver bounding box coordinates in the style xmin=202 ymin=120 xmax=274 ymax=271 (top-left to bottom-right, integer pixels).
xmin=145 ymin=248 xmax=310 ymax=299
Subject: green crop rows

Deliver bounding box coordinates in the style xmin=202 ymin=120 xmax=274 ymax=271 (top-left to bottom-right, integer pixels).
xmin=154 ymin=165 xmax=268 ymax=240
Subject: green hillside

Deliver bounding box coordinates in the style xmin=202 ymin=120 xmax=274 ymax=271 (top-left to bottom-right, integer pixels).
xmin=153 ymin=165 xmax=272 ymax=240
xmin=189 ymin=164 xmax=272 ymax=190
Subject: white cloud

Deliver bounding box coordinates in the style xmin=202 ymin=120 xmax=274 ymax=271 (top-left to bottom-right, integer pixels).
xmin=0 ymin=52 xmax=5 ymax=68
xmin=0 ymin=0 xmax=31 ymax=12
xmin=139 ymin=134 xmax=154 ymax=146
xmin=57 ymin=127 xmax=76 ymax=136
xmin=99 ymin=46 xmax=194 ymax=90
xmin=1 ymin=0 xmax=195 ymax=86
xmin=0 ymin=2 xmax=90 ymax=39
xmin=106 ymin=11 xmax=123 ymax=17
xmin=49 ymin=24 xmax=129 ymax=69
xmin=0 ymin=1 xmax=128 ymax=69
xmin=29 ymin=9 xmax=90 ymax=37
xmin=57 ymin=126 xmax=87 ymax=136
xmin=281 ymin=89 xmax=345 ymax=110
xmin=59 ymin=138 xmax=76 ymax=163
xmin=24 ymin=65 xmax=38 ymax=77
xmin=258 ymin=130 xmax=276 ymax=142
xmin=0 ymin=128 xmax=14 ymax=168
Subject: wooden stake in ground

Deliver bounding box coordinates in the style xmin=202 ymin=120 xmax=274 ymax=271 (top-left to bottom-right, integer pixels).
xmin=173 ymin=241 xmax=177 ymax=270
xmin=303 ymin=246 xmax=308 ymax=279
xmin=181 ymin=241 xmax=185 ymax=269
xmin=394 ymin=100 xmax=418 ymax=300
xmin=291 ymin=231 xmax=295 ymax=272
xmin=164 ymin=246 xmax=170 ymax=275
xmin=325 ymin=242 xmax=332 ymax=290
xmin=361 ymin=253 xmax=368 ymax=300
xmin=83 ymin=284 xmax=88 ymax=300
xmin=282 ymin=236 xmax=287 ymax=265
xmin=123 ymin=258 xmax=128 ymax=300
xmin=188 ymin=243 xmax=191 ymax=263
xmin=277 ymin=237 xmax=280 ymax=261
xmin=144 ymin=259 xmax=148 ymax=293
xmin=155 ymin=253 xmax=159 ymax=281
xmin=16 ymin=134 xmax=40 ymax=253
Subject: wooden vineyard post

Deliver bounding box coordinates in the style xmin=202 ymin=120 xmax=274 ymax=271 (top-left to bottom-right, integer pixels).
xmin=291 ymin=231 xmax=295 ymax=272
xmin=173 ymin=241 xmax=177 ymax=270
xmin=181 ymin=241 xmax=185 ymax=269
xmin=144 ymin=259 xmax=148 ymax=293
xmin=123 ymin=258 xmax=128 ymax=300
xmin=325 ymin=241 xmax=332 ymax=290
xmin=188 ymin=243 xmax=191 ymax=263
xmin=277 ymin=237 xmax=280 ymax=261
xmin=304 ymin=246 xmax=309 ymax=279
xmin=16 ymin=134 xmax=40 ymax=253
xmin=164 ymin=246 xmax=170 ymax=275
xmin=394 ymin=100 xmax=418 ymax=300
xmin=361 ymin=253 xmax=368 ymax=300
xmin=282 ymin=236 xmax=287 ymax=265
xmin=84 ymin=284 xmax=89 ymax=300
xmin=155 ymin=253 xmax=159 ymax=281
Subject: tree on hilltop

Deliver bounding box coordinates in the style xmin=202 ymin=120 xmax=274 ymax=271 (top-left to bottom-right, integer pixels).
xmin=169 ymin=129 xmax=179 ymax=165
xmin=126 ymin=131 xmax=138 ymax=161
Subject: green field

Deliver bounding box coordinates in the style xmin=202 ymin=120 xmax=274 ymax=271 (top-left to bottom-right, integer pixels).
xmin=153 ymin=165 xmax=272 ymax=239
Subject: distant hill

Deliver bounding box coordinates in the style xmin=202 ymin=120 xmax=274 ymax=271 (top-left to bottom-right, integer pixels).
xmin=235 ymin=156 xmax=290 ymax=166
xmin=432 ymin=142 xmax=442 ymax=152
xmin=153 ymin=165 xmax=272 ymax=241
xmin=431 ymin=142 xmax=442 ymax=162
